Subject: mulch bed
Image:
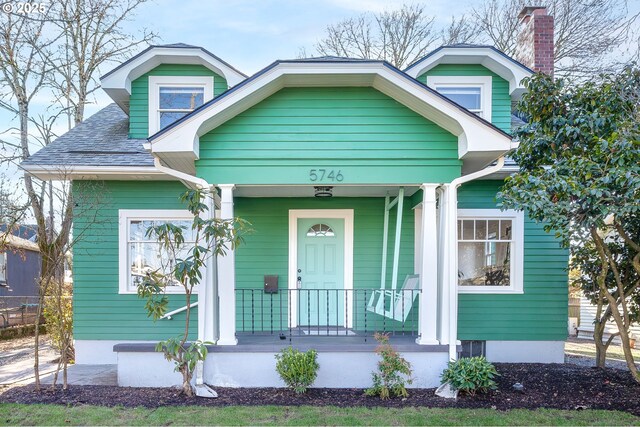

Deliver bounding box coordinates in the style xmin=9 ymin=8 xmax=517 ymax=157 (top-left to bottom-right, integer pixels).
xmin=1 ymin=363 xmax=640 ymax=414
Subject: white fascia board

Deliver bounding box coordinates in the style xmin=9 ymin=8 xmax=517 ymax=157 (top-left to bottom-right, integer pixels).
xmin=21 ymin=164 xmax=174 ymax=181
xmin=405 ymin=47 xmax=532 ymax=97
xmin=101 ymin=47 xmax=246 ymax=113
xmin=149 ymin=62 xmax=511 ymax=171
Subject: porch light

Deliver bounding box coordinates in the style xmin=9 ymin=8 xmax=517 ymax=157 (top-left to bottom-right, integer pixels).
xmin=314 ymin=186 xmax=333 ymax=198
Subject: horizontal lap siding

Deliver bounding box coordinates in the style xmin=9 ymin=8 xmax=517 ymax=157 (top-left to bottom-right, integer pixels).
xmin=417 ymin=64 xmax=512 ymax=133
xmin=129 ymin=64 xmax=227 ymax=139
xmin=72 ymin=181 xmax=197 ymax=340
xmin=197 ymin=87 xmax=460 ymax=185
xmin=457 ymin=180 xmax=568 ymax=341
xmin=234 ymin=197 xmax=417 ymax=332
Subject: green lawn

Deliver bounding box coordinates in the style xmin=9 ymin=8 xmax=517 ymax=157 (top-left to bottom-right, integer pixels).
xmin=1 ymin=404 xmax=638 ymax=426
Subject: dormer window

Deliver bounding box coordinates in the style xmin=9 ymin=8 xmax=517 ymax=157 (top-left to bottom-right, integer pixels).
xmin=426 ymin=76 xmax=492 ymax=121
xmin=148 ymin=76 xmax=214 ymax=135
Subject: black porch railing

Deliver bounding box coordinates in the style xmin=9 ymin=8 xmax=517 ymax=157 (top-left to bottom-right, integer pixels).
xmin=235 ymin=288 xmax=420 ymax=341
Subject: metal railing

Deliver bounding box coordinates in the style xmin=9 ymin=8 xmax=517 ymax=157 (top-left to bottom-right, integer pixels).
xmin=236 ymin=288 xmax=420 ymax=340
xmin=0 ymin=296 xmax=41 ymax=328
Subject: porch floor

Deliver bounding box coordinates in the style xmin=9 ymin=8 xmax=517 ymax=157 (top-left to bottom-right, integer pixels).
xmin=113 ymin=335 xmax=451 ymax=354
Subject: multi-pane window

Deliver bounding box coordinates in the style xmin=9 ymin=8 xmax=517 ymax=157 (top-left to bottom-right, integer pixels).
xmin=436 ymin=86 xmax=482 ymax=116
xmin=119 ymin=210 xmax=194 ymax=294
xmin=148 ymin=76 xmax=213 ymax=134
xmin=457 ymin=210 xmax=524 ymax=294
xmin=158 ymin=86 xmax=205 ymax=130
xmin=306 ymin=224 xmax=335 ymax=237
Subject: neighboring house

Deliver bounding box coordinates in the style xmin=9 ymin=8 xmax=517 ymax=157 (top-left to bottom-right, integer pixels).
xmin=0 ymin=233 xmax=41 ymax=318
xmin=577 ymin=295 xmax=640 ymax=346
xmin=21 ymin=7 xmax=568 ymax=388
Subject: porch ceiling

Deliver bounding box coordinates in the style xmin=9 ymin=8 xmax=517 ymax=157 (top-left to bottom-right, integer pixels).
xmin=233 ymin=185 xmax=421 ymax=198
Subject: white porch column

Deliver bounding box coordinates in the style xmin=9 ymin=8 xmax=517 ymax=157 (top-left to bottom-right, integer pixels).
xmin=217 ymin=184 xmax=237 ymax=345
xmin=417 ymin=184 xmax=439 ymax=345
xmin=198 ymin=189 xmax=217 ymax=343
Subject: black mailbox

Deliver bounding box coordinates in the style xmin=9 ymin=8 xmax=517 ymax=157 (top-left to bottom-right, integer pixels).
xmin=264 ymin=275 xmax=278 ymax=293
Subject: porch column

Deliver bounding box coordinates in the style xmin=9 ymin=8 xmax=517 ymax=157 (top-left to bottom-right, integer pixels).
xmin=417 ymin=184 xmax=439 ymax=345
xmin=198 ymin=188 xmax=217 ymax=343
xmin=217 ymin=184 xmax=237 ymax=345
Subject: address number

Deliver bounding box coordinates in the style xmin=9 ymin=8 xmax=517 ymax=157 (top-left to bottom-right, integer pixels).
xmin=309 ymin=169 xmax=344 ymax=182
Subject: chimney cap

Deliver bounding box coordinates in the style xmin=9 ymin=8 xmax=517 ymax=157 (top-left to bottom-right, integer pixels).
xmin=518 ymin=6 xmax=547 ymax=19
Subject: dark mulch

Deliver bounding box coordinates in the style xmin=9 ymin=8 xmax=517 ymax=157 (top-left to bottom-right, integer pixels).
xmin=1 ymin=363 xmax=639 ymax=414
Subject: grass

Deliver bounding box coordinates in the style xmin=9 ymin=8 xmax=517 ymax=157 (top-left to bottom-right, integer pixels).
xmin=1 ymin=404 xmax=639 ymax=426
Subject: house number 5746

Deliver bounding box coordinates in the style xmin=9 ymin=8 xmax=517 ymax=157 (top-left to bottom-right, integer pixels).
xmin=309 ymin=169 xmax=344 ymax=182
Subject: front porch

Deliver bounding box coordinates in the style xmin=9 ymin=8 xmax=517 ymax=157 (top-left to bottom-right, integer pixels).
xmin=208 ymin=183 xmax=460 ymax=354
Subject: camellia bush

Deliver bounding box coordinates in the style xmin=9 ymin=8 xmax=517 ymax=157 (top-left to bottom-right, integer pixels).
xmin=499 ymin=68 xmax=640 ymax=381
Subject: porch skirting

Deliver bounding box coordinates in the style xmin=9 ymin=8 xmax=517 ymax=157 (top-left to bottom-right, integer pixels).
xmin=113 ymin=338 xmax=452 ymax=388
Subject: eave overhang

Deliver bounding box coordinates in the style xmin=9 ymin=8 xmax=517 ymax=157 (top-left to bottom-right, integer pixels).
xmin=21 ymin=164 xmax=175 ymax=181
xmin=405 ymin=46 xmax=534 ymax=99
xmin=147 ymin=60 xmax=513 ymax=176
xmin=100 ymin=45 xmax=247 ymax=114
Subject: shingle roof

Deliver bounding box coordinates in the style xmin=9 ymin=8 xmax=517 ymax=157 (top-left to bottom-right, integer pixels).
xmin=21 ymin=104 xmax=153 ymax=167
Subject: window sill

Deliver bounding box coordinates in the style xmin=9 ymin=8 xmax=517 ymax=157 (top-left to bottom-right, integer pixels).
xmin=118 ymin=287 xmax=199 ymax=295
xmin=458 ymin=286 xmax=523 ymax=295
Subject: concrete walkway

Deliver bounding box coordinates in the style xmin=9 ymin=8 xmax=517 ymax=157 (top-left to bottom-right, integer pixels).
xmin=40 ymin=364 xmax=117 ymax=386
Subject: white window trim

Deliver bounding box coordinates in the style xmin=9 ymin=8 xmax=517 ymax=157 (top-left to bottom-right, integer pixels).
xmin=118 ymin=209 xmax=195 ymax=295
xmin=457 ymin=209 xmax=524 ymax=294
xmin=148 ymin=75 xmax=214 ymax=135
xmin=0 ymin=251 xmax=6 ymax=283
xmin=426 ymin=75 xmax=492 ymax=122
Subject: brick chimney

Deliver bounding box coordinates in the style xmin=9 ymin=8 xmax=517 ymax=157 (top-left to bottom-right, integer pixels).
xmin=516 ymin=6 xmax=554 ymax=76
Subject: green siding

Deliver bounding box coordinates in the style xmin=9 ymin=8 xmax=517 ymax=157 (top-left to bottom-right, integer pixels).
xmin=129 ymin=64 xmax=228 ymax=138
xmin=234 ymin=197 xmax=417 ymax=332
xmin=196 ymin=87 xmax=461 ymax=185
xmin=73 ymin=180 xmax=197 ymax=340
xmin=417 ymin=64 xmax=512 ymax=133
xmin=457 ymin=180 xmax=569 ymax=341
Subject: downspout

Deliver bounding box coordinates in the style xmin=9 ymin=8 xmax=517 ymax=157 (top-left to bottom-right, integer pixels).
xmin=445 ymin=157 xmax=506 ymax=360
xmin=152 ymin=155 xmax=219 ymax=397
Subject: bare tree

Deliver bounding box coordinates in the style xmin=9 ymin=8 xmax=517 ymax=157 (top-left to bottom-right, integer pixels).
xmin=0 ymin=0 xmax=155 ymax=391
xmin=46 ymin=0 xmax=156 ymax=127
xmin=440 ymin=15 xmax=481 ymax=46
xmin=315 ymin=4 xmax=439 ymax=69
xmin=473 ymin=0 xmax=640 ymax=77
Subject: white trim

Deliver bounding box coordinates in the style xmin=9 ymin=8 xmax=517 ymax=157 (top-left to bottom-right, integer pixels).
xmin=21 ymin=165 xmax=172 ymax=181
xmin=426 ymin=75 xmax=492 ymax=122
xmin=148 ymin=62 xmax=512 ymax=175
xmin=456 ymin=209 xmax=524 ymax=295
xmin=404 ymin=46 xmax=532 ymax=97
xmin=118 ymin=209 xmax=194 ymax=295
xmin=100 ymin=46 xmax=246 ymax=113
xmin=288 ymin=209 xmax=354 ymax=328
xmin=148 ymin=76 xmax=214 ymax=135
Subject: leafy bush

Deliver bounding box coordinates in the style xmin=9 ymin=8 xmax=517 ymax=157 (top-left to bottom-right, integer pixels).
xmin=43 ymin=281 xmax=74 ymax=362
xmin=365 ymin=333 xmax=412 ymax=399
xmin=275 ymin=347 xmax=319 ymax=394
xmin=440 ymin=356 xmax=499 ymax=395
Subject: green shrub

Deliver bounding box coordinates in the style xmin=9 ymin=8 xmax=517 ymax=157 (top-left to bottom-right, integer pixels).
xmin=275 ymin=347 xmax=319 ymax=394
xmin=365 ymin=333 xmax=413 ymax=399
xmin=440 ymin=356 xmax=499 ymax=395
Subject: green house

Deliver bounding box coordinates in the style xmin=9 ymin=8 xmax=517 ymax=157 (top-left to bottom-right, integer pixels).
xmin=23 ymin=19 xmax=568 ymax=389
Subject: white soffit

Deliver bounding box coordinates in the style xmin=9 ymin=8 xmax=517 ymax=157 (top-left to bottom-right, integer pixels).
xmin=148 ymin=61 xmax=512 ymax=174
xmin=404 ymin=47 xmax=533 ymax=98
xmin=101 ymin=47 xmax=247 ymax=113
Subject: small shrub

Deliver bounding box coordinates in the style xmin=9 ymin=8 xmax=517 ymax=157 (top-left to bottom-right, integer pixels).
xmin=440 ymin=356 xmax=499 ymax=395
xmin=275 ymin=347 xmax=319 ymax=394
xmin=365 ymin=333 xmax=412 ymax=399
xmin=43 ymin=281 xmax=74 ymax=362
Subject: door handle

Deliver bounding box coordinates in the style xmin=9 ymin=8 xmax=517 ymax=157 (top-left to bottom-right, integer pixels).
xmin=297 ymin=276 xmax=302 ymax=288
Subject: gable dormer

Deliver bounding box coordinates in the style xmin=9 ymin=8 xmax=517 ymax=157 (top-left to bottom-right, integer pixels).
xmin=100 ymin=43 xmax=246 ymax=138
xmin=405 ymin=45 xmax=533 ymax=133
